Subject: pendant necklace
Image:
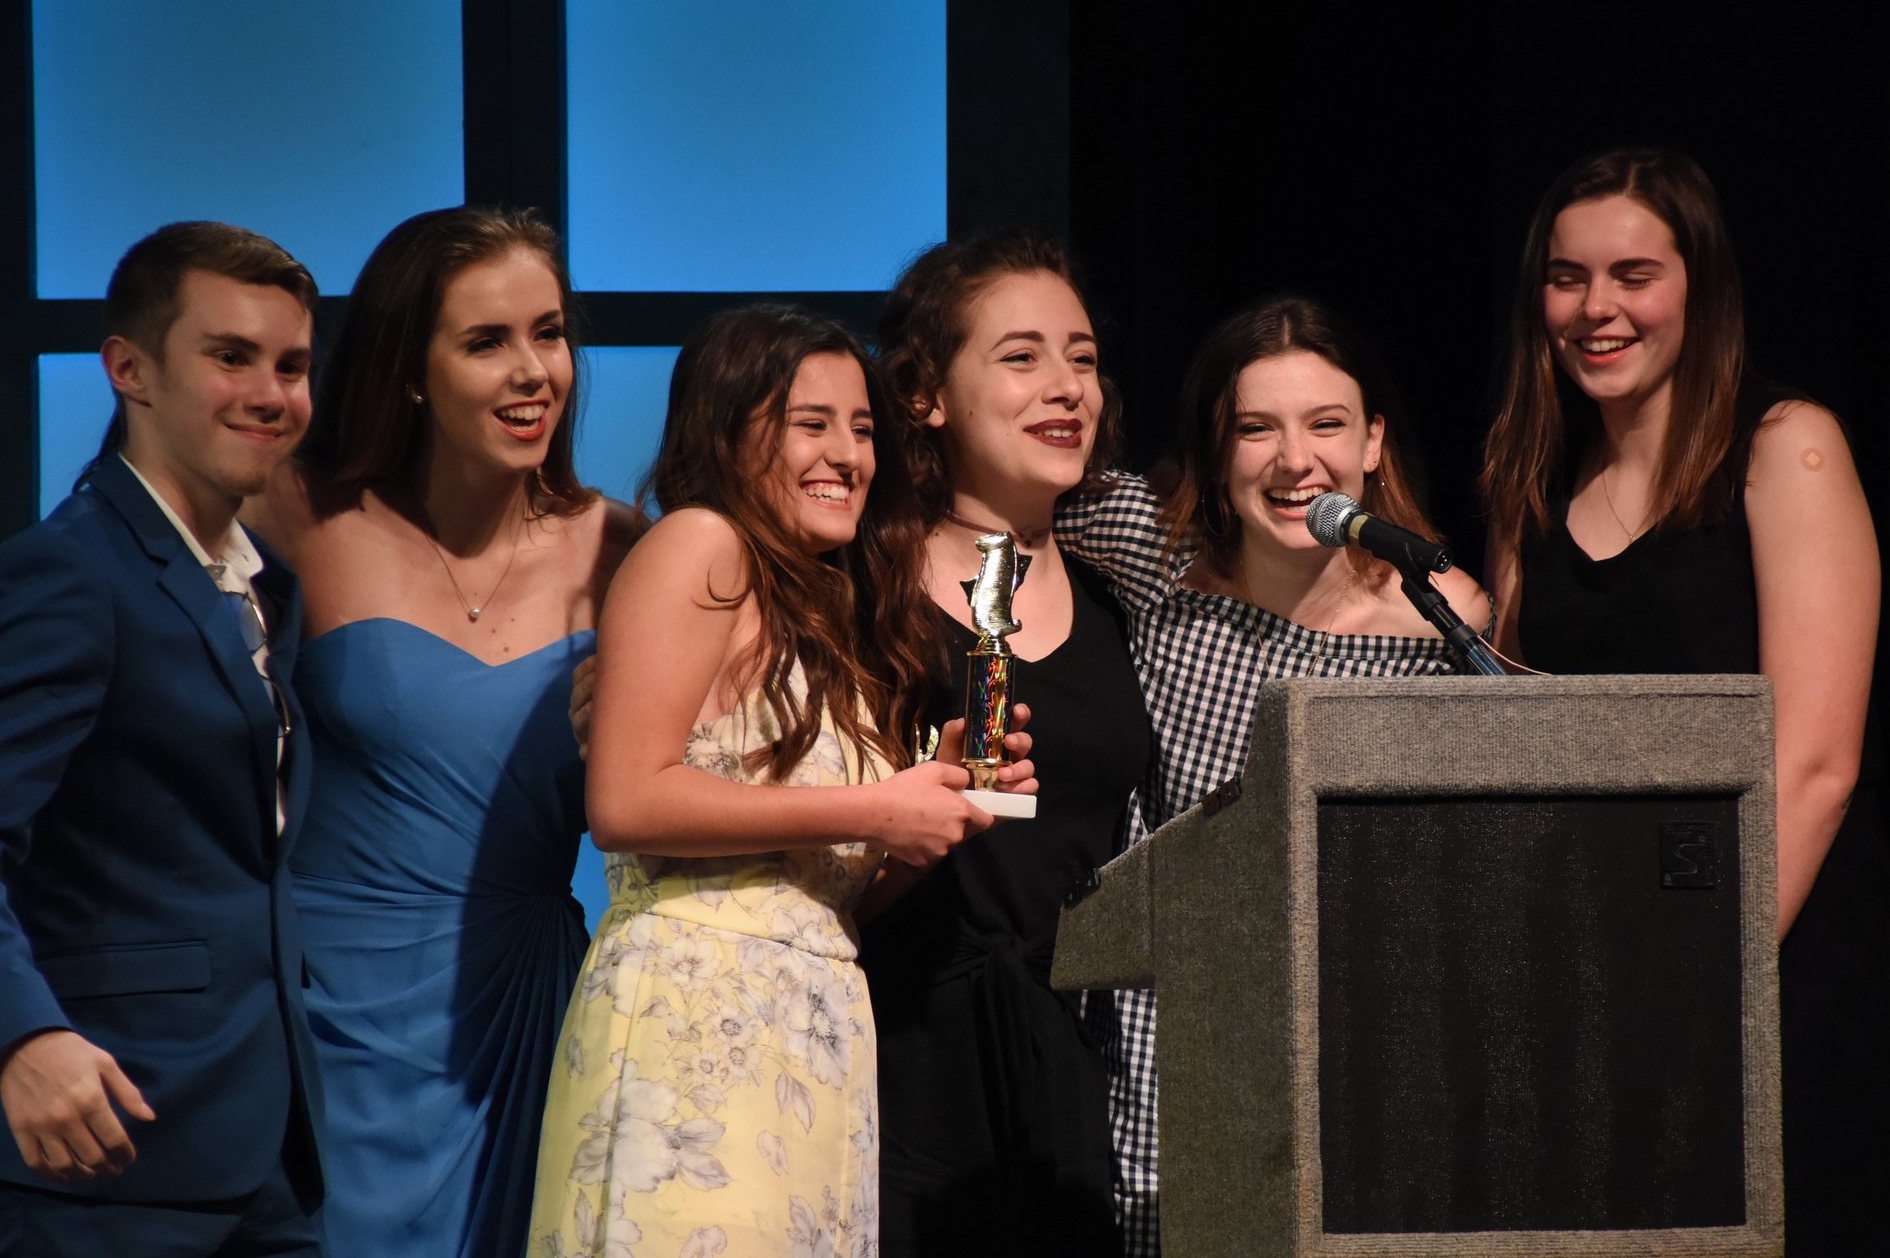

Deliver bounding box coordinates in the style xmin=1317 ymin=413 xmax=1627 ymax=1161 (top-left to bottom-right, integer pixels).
xmin=422 ymin=510 xmax=524 ymax=622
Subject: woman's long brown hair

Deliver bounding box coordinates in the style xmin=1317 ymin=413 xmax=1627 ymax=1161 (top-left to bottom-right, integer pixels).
xmin=299 ymin=205 xmax=596 ymax=517
xmin=644 ymin=304 xmax=936 ymax=780
xmin=1482 ymin=148 xmax=1748 ymax=548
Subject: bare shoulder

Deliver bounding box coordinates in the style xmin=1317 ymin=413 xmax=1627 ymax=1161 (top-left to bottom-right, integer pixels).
xmin=614 ymin=508 xmax=749 ymax=602
xmin=1435 ymin=565 xmax=1494 ymax=633
xmin=641 ymin=506 xmax=737 ymax=550
xmin=1749 ymin=399 xmax=1857 ymax=483
xmin=1359 ymin=562 xmax=1491 ymax=639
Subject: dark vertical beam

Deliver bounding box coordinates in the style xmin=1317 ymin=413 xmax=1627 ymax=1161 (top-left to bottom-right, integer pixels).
xmin=946 ymin=0 xmax=1070 ymax=237
xmin=2 ymin=1 xmax=37 ymax=537
xmin=461 ymin=0 xmax=568 ymax=235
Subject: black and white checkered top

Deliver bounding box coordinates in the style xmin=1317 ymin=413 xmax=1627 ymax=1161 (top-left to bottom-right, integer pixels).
xmin=1057 ymin=475 xmax=1471 ymax=1258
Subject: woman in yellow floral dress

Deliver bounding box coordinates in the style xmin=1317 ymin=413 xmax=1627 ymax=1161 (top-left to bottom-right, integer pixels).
xmin=529 ymin=305 xmax=1034 ymax=1257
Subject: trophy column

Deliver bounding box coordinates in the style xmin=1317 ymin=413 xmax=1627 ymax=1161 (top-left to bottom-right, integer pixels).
xmin=958 ymin=532 xmax=1037 ymax=819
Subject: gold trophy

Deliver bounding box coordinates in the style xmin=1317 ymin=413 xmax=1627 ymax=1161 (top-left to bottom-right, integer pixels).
xmin=958 ymin=533 xmax=1037 ymax=819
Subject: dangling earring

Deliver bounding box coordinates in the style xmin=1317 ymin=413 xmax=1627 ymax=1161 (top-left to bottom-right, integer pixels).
xmin=407 ymin=386 xmax=425 ymax=407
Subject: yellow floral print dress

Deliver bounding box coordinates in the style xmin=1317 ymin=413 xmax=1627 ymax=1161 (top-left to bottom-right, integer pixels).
xmin=530 ymin=681 xmax=886 ymax=1258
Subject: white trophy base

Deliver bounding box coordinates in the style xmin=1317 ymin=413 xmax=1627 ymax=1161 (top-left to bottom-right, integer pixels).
xmin=962 ymin=788 xmax=1037 ymax=820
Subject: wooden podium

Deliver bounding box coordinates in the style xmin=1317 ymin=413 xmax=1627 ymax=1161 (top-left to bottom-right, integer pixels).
xmin=1054 ymin=676 xmax=1782 ymax=1257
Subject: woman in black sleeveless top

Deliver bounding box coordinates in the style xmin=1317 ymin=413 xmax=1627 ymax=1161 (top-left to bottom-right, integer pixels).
xmin=1483 ymin=148 xmax=1887 ymax=1255
xmin=859 ymin=229 xmax=1151 ymax=1256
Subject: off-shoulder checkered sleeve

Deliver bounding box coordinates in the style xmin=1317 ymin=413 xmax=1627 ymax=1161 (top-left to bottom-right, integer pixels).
xmin=1055 ymin=474 xmax=1182 ymax=615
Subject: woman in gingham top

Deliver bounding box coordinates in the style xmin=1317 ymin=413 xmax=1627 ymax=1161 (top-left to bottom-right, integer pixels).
xmin=1058 ymin=295 xmax=1489 ymax=1257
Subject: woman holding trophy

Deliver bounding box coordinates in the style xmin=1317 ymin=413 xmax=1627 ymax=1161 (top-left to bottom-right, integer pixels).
xmin=860 ymin=229 xmax=1152 ymax=1255
xmin=528 ymin=304 xmax=1034 ymax=1254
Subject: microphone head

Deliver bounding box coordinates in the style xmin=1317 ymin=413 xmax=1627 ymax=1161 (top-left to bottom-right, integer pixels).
xmin=1305 ymin=492 xmax=1358 ymax=548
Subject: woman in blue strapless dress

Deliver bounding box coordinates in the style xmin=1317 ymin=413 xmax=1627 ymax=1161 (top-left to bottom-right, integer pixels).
xmin=247 ymin=207 xmax=641 ymax=1257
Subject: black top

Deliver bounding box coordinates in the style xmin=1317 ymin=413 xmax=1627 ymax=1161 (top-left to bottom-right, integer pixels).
xmin=1515 ymin=383 xmax=1783 ymax=674
xmin=861 ymin=555 xmax=1150 ymax=1256
xmin=1516 ymin=387 xmax=1890 ymax=1253
xmin=864 ymin=556 xmax=1153 ymax=976
xmin=1517 ymin=484 xmax=1760 ymax=674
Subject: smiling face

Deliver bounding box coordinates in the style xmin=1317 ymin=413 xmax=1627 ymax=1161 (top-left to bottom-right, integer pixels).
xmin=751 ymin=351 xmax=876 ymax=555
xmin=1222 ymin=350 xmax=1383 ymax=557
xmin=1542 ymin=194 xmax=1689 ymax=420
xmin=110 ymin=268 xmax=314 ymax=529
xmin=930 ymin=270 xmax=1100 ymax=515
xmin=422 ymin=247 xmax=573 ymax=476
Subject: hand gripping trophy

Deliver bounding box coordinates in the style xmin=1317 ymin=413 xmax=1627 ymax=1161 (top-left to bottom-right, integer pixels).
xmin=958 ymin=533 xmax=1037 ymax=819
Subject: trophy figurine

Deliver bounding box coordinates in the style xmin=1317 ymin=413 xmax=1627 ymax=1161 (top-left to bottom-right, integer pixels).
xmin=958 ymin=533 xmax=1037 ymax=819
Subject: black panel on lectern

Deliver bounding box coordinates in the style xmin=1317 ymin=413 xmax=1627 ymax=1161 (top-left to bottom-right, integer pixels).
xmin=1316 ymin=794 xmax=1746 ymax=1233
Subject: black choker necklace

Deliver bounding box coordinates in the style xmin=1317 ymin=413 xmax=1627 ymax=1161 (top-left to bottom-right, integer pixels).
xmin=944 ymin=508 xmax=1051 ymax=549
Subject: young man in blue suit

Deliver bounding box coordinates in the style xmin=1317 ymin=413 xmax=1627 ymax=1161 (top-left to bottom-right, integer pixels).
xmin=0 ymin=223 xmax=325 ymax=1255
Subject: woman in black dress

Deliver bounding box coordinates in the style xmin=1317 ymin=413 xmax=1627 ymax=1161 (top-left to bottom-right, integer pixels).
xmin=1481 ymin=147 xmax=1887 ymax=1254
xmin=859 ymin=229 xmax=1151 ymax=1255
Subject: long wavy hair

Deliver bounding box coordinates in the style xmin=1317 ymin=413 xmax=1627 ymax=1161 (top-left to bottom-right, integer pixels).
xmin=645 ymin=304 xmax=937 ymax=779
xmin=1482 ymin=148 xmax=1748 ymax=546
xmin=877 ymin=227 xmax=1123 ymax=523
xmin=1163 ymin=294 xmax=1442 ymax=579
xmin=298 ymin=205 xmax=595 ymax=516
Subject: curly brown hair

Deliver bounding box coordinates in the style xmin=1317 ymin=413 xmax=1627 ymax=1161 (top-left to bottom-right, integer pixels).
xmin=644 ymin=304 xmax=937 ymax=780
xmin=877 ymin=228 xmax=1122 ymax=522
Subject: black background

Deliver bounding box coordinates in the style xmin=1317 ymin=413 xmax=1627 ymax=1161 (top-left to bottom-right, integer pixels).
xmin=8 ymin=1 xmax=1886 ymax=662
xmin=1064 ymin=4 xmax=1888 ymax=583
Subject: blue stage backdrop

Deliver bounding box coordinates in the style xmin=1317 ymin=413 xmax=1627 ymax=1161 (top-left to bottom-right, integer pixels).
xmin=565 ymin=0 xmax=945 ymax=293
xmin=29 ymin=0 xmax=947 ymax=927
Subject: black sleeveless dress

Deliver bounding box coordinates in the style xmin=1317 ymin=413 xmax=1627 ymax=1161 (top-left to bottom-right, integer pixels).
xmin=1519 ymin=431 xmax=1890 ymax=1255
xmin=861 ymin=557 xmax=1152 ymax=1257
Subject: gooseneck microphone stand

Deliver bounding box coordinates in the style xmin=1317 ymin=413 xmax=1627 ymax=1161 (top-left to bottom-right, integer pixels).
xmin=1384 ymin=542 xmax=1505 ymax=676
xmin=1304 ymin=493 xmax=1506 ymax=675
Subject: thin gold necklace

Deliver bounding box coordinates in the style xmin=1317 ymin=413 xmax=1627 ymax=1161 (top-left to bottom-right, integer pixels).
xmin=421 ymin=511 xmax=524 ymax=622
xmin=1597 ymin=466 xmax=1649 ymax=541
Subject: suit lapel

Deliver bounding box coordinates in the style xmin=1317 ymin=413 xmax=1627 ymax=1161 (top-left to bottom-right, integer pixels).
xmin=91 ymin=461 xmax=283 ymax=848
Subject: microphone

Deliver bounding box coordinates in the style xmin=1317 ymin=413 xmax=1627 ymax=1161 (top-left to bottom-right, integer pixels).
xmin=1305 ymin=492 xmax=1451 ymax=574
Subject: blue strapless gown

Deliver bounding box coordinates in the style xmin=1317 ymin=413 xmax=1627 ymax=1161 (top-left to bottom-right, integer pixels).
xmin=290 ymin=619 xmax=593 ymax=1258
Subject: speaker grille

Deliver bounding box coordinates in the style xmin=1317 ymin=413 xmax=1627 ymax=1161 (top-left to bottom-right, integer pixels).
xmin=1316 ymin=794 xmax=1746 ymax=1233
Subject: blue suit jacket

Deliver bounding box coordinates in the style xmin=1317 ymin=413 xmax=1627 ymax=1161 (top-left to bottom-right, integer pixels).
xmin=0 ymin=457 xmax=322 ymax=1203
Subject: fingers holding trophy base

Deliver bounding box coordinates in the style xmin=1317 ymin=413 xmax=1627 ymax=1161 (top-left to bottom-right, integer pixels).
xmin=960 ymin=533 xmax=1037 ymax=820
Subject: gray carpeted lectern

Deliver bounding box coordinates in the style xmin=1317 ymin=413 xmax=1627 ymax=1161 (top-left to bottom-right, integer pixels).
xmin=1055 ymin=676 xmax=1782 ymax=1257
